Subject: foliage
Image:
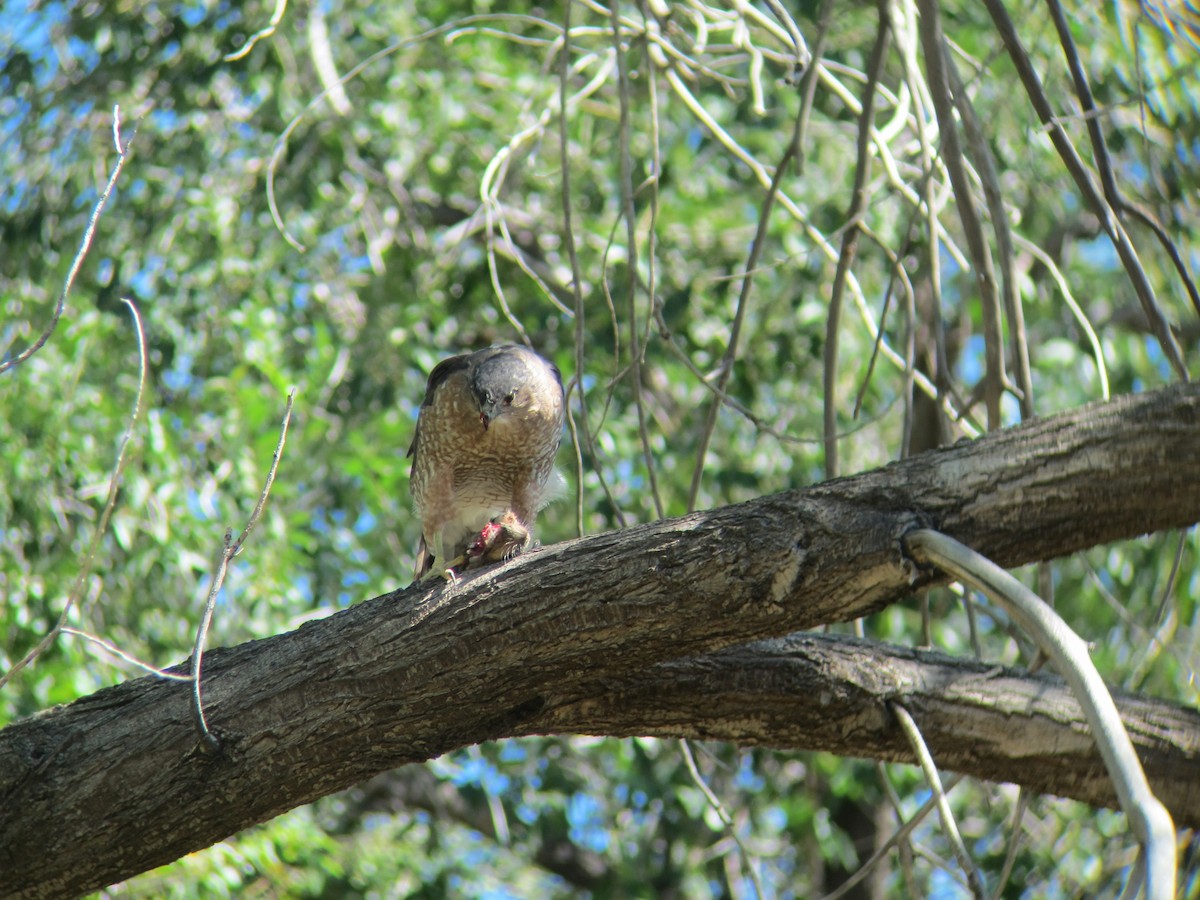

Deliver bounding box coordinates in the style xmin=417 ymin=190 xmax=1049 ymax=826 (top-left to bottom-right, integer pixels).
xmin=1 ymin=0 xmax=1198 ymax=896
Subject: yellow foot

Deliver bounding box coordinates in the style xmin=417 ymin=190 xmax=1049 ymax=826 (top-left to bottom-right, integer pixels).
xmin=420 ymin=554 xmax=466 ymax=583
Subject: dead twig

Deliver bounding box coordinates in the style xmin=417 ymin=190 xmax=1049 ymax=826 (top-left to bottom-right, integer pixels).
xmin=1045 ymin=0 xmax=1200 ymax=319
xmin=190 ymin=390 xmax=297 ymax=749
xmin=824 ymin=1 xmax=891 ymax=478
xmin=982 ymin=0 xmax=1189 ymax=381
xmin=1 ymin=107 xmax=133 ymax=375
xmin=0 ymin=298 xmax=148 ymax=690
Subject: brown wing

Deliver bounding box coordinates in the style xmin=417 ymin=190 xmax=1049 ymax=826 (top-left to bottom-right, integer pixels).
xmin=406 ymin=352 xmax=475 ymax=461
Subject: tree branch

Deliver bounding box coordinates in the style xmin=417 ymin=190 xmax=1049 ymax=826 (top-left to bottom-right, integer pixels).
xmin=2 ymin=383 xmax=1199 ymax=897
xmin=532 ymin=634 xmax=1200 ymax=827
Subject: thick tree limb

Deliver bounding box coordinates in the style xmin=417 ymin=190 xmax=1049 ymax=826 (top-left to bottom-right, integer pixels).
xmin=1 ymin=383 xmax=1198 ymax=898
xmin=545 ymin=635 xmax=1200 ymax=826
xmin=297 ymin=627 xmax=1200 ymax=896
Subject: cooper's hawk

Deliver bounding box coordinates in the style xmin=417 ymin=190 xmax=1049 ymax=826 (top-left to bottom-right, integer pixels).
xmin=408 ymin=345 xmax=565 ymax=582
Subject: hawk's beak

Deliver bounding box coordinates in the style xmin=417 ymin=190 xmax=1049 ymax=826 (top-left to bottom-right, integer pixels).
xmin=479 ymin=411 xmax=491 ymax=430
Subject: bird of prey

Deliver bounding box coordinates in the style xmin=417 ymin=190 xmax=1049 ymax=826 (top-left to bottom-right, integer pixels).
xmin=408 ymin=345 xmax=565 ymax=582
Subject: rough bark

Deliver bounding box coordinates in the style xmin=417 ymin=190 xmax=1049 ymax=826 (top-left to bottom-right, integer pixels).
xmin=535 ymin=634 xmax=1200 ymax=824
xmin=1 ymin=383 xmax=1198 ymax=898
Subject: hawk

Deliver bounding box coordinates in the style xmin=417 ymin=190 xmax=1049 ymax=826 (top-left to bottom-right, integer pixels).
xmin=408 ymin=345 xmax=566 ymax=582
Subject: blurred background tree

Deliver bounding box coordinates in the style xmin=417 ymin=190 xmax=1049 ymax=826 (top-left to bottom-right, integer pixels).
xmin=1 ymin=0 xmax=1197 ymax=896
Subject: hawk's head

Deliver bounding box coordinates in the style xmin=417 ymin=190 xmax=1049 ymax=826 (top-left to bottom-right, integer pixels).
xmin=469 ymin=346 xmax=562 ymax=431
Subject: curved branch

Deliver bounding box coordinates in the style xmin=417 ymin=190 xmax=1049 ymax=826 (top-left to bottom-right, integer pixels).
xmin=0 ymin=108 xmax=133 ymax=375
xmin=891 ymin=702 xmax=985 ymax=899
xmin=0 ymin=298 xmax=148 ymax=692
xmin=904 ymin=531 xmax=1176 ymax=899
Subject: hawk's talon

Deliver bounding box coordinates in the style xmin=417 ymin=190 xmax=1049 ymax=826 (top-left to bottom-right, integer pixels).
xmin=419 ymin=553 xmax=466 ymax=584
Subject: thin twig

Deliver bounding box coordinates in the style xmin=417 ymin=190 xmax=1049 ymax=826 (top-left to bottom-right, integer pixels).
xmin=0 ymin=298 xmax=148 ymax=690
xmin=1045 ymin=0 xmax=1200 ymax=318
xmin=962 ymin=588 xmax=983 ymax=659
xmin=892 ymin=702 xmax=986 ymax=898
xmin=563 ymin=383 xmax=586 ymax=538
xmin=818 ymin=773 xmax=966 ymax=900
xmin=661 ymin=60 xmax=954 ymax=413
xmin=482 ymin=212 xmax=533 ymax=347
xmin=267 ymin=14 xmax=566 ymax=251
xmin=815 ymin=61 xmax=972 ymax=275
xmin=638 ymin=14 xmax=664 ymax=420
xmin=904 ymin=529 xmax=1177 ymax=900
xmin=686 ymin=75 xmax=807 ymax=510
xmin=1 ymin=107 xmax=133 ymax=375
xmin=944 ymin=52 xmax=1034 ymax=420
xmin=651 ymin=310 xmax=892 ymax=446
xmin=917 ymin=0 xmax=1004 ymax=430
xmin=875 ymin=761 xmax=920 ymax=897
xmin=190 ymin=390 xmax=297 ymax=749
xmin=792 ymin=0 xmax=833 ymax=173
xmin=1012 ymin=233 xmax=1110 ymax=400
xmin=1081 ymin=557 xmax=1192 ymax=686
xmin=989 ymin=788 xmax=1030 ymax=900
xmin=1119 ymin=853 xmax=1149 ymax=900
xmin=890 ymin=0 xmax=934 ymax=457
xmin=1150 ymin=528 xmax=1188 ymax=629
xmin=561 ymin=6 xmax=626 ymax=531
xmin=852 ymin=220 xmax=918 ymax=420
xmin=901 ymin=220 xmax=917 ymax=457
xmin=477 ymin=48 xmax=612 ymax=327
xmin=225 ymin=0 xmax=288 ymax=61
xmin=610 ymin=0 xmax=665 ymax=520
xmin=760 ymin=0 xmax=810 ymax=79
xmin=824 ymin=1 xmax=891 ymax=478
xmin=982 ymin=0 xmax=1189 ymax=381
xmin=494 ymin=211 xmax=577 ymax=317
xmin=678 ymin=740 xmax=765 ymax=899
xmin=560 ymin=3 xmax=621 ymax=532
xmin=62 ymin=628 xmax=192 ymax=682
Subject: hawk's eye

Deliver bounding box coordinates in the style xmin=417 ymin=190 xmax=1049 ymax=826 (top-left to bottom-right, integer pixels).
xmin=503 ymin=392 xmax=516 ymax=406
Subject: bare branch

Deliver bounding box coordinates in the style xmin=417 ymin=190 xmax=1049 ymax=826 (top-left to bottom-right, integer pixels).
xmin=0 ymin=108 xmax=132 ymax=376
xmin=1045 ymin=0 xmax=1200 ymax=318
xmin=982 ymin=0 xmax=1189 ymax=381
xmin=824 ymin=2 xmax=891 ymax=477
xmin=61 ymin=629 xmax=192 ymax=682
xmin=224 ymin=0 xmax=288 ymax=61
xmin=190 ymin=390 xmax=297 ymax=749
xmin=891 ymin=702 xmax=986 ymax=899
xmin=679 ymin=739 xmax=765 ymax=898
xmin=917 ymin=0 xmax=1005 ymax=429
xmin=944 ymin=53 xmax=1034 ymax=420
xmin=0 ymin=297 xmax=148 ymax=691
xmin=611 ymin=0 xmax=665 ymax=519
xmin=688 ymin=58 xmax=806 ymax=509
